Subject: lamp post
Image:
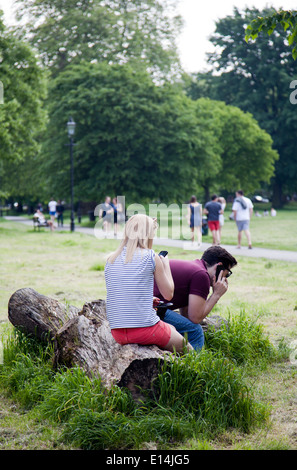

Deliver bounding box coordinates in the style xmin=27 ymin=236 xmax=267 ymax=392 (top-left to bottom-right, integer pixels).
xmin=67 ymin=117 xmax=76 ymax=232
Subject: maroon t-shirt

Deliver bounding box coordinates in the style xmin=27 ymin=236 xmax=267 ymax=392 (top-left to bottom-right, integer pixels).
xmin=154 ymin=259 xmax=210 ymax=308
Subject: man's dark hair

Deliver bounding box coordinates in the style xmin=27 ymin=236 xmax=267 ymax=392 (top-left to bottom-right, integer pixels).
xmin=201 ymin=246 xmax=237 ymax=269
xmin=237 ymin=190 xmax=244 ymax=195
xmin=211 ymin=194 xmax=218 ymax=200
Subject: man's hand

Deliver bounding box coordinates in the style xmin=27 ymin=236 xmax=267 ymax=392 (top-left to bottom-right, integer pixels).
xmin=212 ymin=269 xmax=228 ymax=297
xmin=188 ymin=271 xmax=228 ymax=324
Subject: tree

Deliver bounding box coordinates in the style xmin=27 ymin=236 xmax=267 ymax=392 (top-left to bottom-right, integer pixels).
xmin=14 ymin=0 xmax=183 ymax=80
xmin=37 ymin=62 xmax=221 ymax=204
xmin=0 ymin=13 xmax=47 ymax=199
xmin=189 ymin=7 xmax=297 ymax=207
xmin=192 ymin=99 xmax=278 ymax=200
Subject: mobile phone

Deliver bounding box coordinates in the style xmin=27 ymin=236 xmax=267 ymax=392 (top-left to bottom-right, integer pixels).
xmin=158 ymin=250 xmax=168 ymax=257
xmin=216 ymin=265 xmax=224 ymax=281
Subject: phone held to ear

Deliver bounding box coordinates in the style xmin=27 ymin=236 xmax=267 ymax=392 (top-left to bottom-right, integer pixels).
xmin=216 ymin=265 xmax=224 ymax=281
xmin=158 ymin=250 xmax=168 ymax=257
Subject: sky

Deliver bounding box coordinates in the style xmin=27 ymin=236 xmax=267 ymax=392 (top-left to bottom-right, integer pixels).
xmin=1 ymin=0 xmax=297 ymax=73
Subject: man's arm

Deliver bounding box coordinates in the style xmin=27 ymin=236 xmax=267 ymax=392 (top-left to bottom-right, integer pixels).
xmin=187 ymin=271 xmax=228 ymax=324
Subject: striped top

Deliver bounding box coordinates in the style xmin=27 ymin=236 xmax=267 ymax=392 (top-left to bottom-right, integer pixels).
xmin=104 ymin=247 xmax=160 ymax=329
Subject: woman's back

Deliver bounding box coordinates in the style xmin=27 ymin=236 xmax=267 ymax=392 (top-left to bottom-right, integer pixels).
xmin=105 ymin=247 xmax=159 ymax=329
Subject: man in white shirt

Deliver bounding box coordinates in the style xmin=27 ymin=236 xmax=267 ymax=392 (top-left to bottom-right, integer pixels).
xmin=48 ymin=197 xmax=58 ymax=224
xmin=232 ymin=190 xmax=253 ymax=249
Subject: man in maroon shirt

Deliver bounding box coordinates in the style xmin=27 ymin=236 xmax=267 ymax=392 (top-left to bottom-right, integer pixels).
xmin=154 ymin=246 xmax=237 ymax=350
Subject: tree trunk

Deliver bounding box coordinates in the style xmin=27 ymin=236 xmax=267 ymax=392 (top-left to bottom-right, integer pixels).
xmin=8 ymin=288 xmax=227 ymax=399
xmin=8 ymin=288 xmax=167 ymax=398
xmin=271 ymin=179 xmax=283 ymax=209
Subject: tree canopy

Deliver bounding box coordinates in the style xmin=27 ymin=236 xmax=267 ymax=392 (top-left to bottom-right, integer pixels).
xmin=245 ymin=10 xmax=297 ymax=59
xmin=36 ymin=62 xmax=278 ymax=204
xmin=39 ymin=62 xmax=219 ymax=203
xmin=14 ymin=0 xmax=183 ymax=80
xmin=0 ymin=3 xmax=282 ymax=207
xmin=187 ymin=7 xmax=297 ymax=207
xmin=193 ymin=98 xmax=278 ymax=200
xmin=0 ymin=14 xmax=46 ymax=199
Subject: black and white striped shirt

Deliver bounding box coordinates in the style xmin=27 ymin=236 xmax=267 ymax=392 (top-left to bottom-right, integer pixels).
xmin=104 ymin=247 xmax=159 ymax=329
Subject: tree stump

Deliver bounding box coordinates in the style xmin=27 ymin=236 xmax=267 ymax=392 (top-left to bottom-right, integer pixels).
xmin=8 ymin=288 xmax=228 ymax=398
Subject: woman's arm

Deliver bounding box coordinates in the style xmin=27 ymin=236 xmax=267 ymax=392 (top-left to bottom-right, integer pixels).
xmin=154 ymin=255 xmax=174 ymax=301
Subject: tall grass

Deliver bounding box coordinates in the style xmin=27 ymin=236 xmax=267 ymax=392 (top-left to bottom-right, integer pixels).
xmin=204 ymin=309 xmax=279 ymax=366
xmin=152 ymin=350 xmax=268 ymax=433
xmin=0 ymin=310 xmax=282 ymax=449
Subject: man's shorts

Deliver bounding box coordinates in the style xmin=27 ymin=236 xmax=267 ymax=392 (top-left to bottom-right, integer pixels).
xmin=208 ymin=220 xmax=220 ymax=231
xmin=49 ymin=211 xmax=56 ymax=216
xmin=236 ymin=220 xmax=250 ymax=231
xmin=111 ymin=320 xmax=171 ymax=349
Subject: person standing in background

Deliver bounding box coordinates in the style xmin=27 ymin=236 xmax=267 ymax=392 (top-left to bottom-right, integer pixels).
xmin=99 ymin=196 xmax=113 ymax=235
xmin=187 ymin=195 xmax=202 ymax=246
xmin=204 ymin=195 xmax=222 ymax=245
xmin=48 ymin=197 xmax=57 ymax=225
xmin=56 ymin=200 xmax=64 ymax=227
xmin=111 ymin=197 xmax=124 ymax=238
xmin=232 ymin=190 xmax=253 ymax=249
xmin=218 ymin=196 xmax=226 ymax=244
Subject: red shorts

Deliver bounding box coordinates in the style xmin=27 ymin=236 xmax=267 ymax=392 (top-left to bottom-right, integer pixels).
xmin=208 ymin=220 xmax=220 ymax=231
xmin=111 ymin=320 xmax=171 ymax=349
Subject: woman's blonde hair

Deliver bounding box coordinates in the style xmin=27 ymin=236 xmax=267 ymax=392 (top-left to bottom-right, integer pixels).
xmin=107 ymin=214 xmax=158 ymax=264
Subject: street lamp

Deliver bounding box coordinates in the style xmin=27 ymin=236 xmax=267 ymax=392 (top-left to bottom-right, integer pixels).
xmin=67 ymin=117 xmax=76 ymax=232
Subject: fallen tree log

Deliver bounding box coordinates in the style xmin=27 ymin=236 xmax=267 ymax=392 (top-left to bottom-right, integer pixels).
xmin=8 ymin=288 xmax=168 ymax=397
xmin=8 ymin=288 xmax=228 ymax=398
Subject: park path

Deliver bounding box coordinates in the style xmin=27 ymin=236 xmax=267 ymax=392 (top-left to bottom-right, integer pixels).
xmin=4 ymin=216 xmax=297 ymax=263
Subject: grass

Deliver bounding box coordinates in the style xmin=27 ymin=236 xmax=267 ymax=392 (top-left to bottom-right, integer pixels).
xmin=0 ymin=326 xmax=272 ymax=450
xmin=1 ymin=216 xmax=297 ymax=450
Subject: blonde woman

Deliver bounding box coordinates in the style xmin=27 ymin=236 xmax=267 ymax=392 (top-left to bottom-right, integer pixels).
xmin=105 ymin=214 xmax=192 ymax=353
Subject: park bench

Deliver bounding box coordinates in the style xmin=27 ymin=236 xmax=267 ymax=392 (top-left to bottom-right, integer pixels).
xmin=33 ymin=216 xmax=50 ymax=231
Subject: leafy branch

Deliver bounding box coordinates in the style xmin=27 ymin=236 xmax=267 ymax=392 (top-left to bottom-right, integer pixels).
xmin=245 ymin=10 xmax=297 ymax=59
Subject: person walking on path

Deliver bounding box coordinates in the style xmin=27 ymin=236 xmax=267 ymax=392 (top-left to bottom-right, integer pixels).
xmin=232 ymin=190 xmax=253 ymax=249
xmin=187 ymin=195 xmax=202 ymax=246
xmin=204 ymin=195 xmax=222 ymax=245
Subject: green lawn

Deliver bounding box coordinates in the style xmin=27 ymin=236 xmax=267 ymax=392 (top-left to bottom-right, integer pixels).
xmin=160 ymin=205 xmax=297 ymax=251
xmin=1 ymin=216 xmax=297 ymax=450
xmin=86 ymin=203 xmax=297 ymax=251
xmin=1 ymin=215 xmax=297 ymax=328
